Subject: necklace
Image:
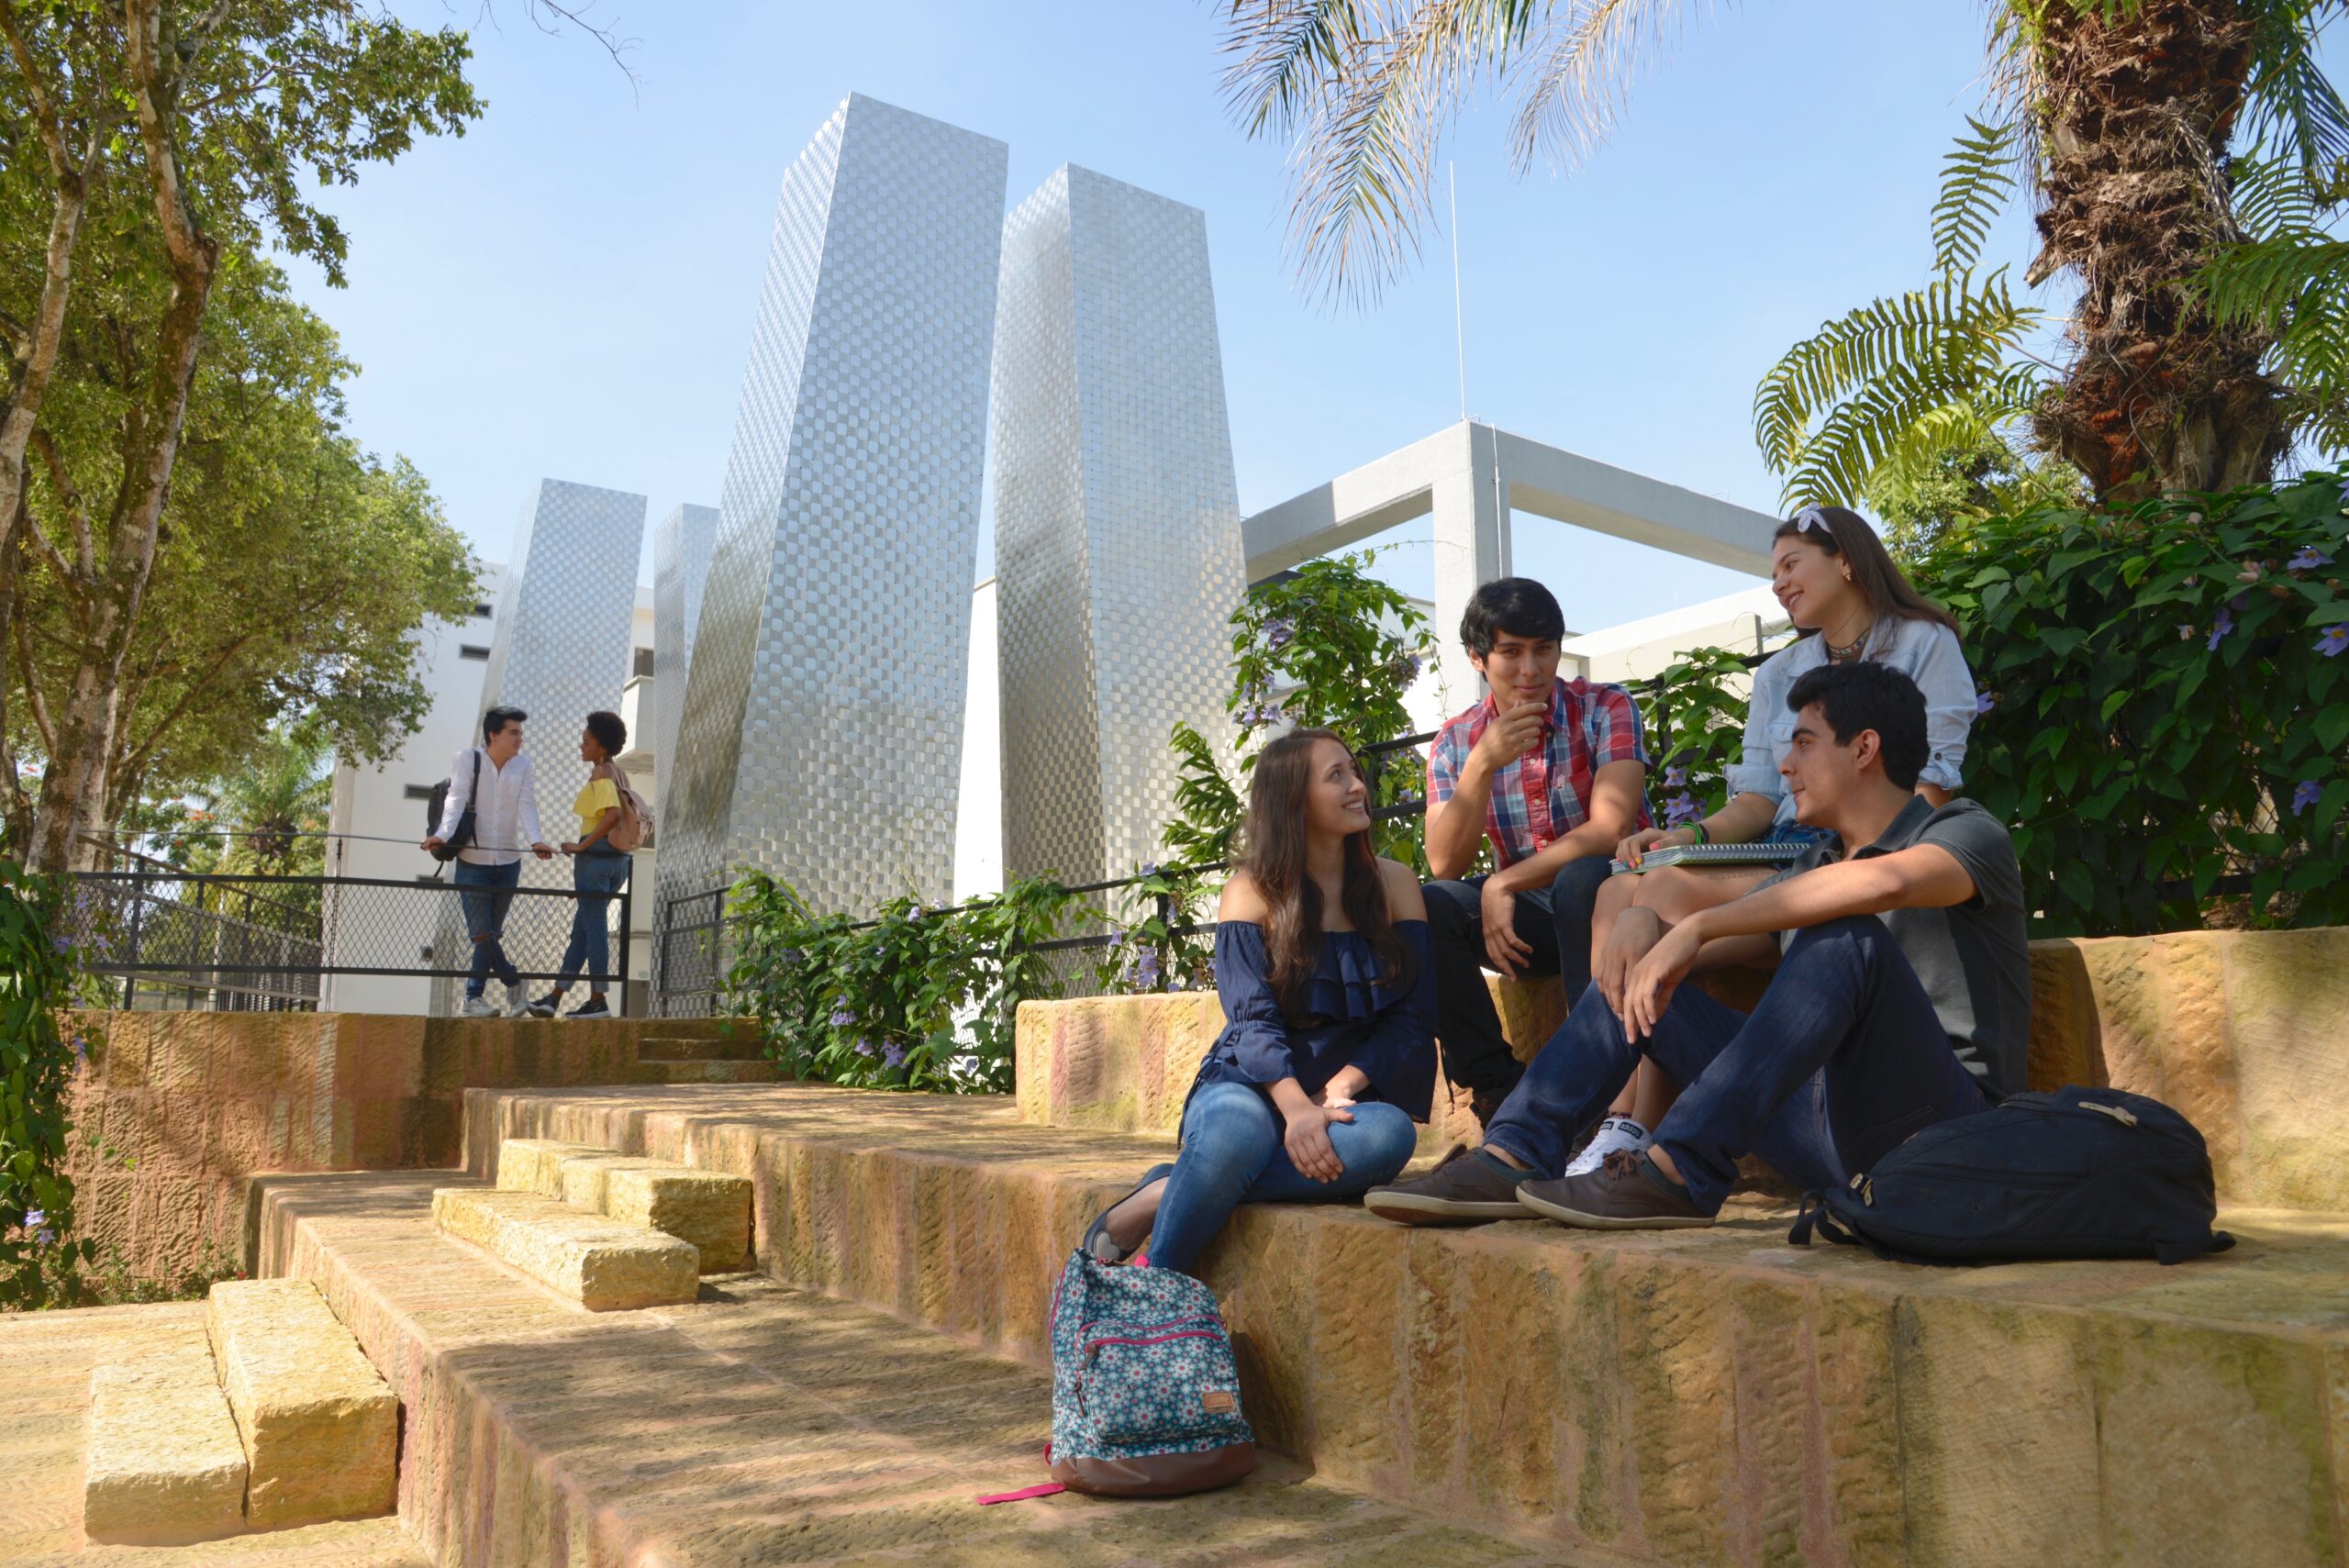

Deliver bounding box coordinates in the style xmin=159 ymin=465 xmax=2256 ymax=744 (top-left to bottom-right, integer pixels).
xmin=1825 ymin=626 xmax=1868 ymax=662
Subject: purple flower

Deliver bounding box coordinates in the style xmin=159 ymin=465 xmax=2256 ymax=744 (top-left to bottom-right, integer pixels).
xmin=1265 ymin=618 xmax=1296 ymax=651
xmin=1108 ymin=927 xmax=1127 ymax=949
xmin=1976 ymin=690 xmax=1998 ymax=716
xmin=829 ymin=997 xmax=855 ymax=1028
xmin=1139 ymin=862 xmax=1159 ymax=879
xmin=2292 ymin=779 xmax=2325 ymax=816
xmin=50 ymin=932 xmax=71 ymax=954
xmin=882 ymin=1041 xmax=907 ymax=1068
xmin=22 ymin=1209 xmax=44 ymax=1229
xmin=33 ymin=1229 xmax=54 ymax=1246
xmin=2288 ymin=547 xmax=2334 ymax=573
xmin=852 ymin=1038 xmax=877 ymax=1059
xmin=71 ymin=1035 xmax=87 ymax=1067
xmin=2206 ymin=607 xmax=2235 ymax=651
xmin=1134 ymin=949 xmax=1163 ymax=989
xmin=1233 ymin=705 xmax=1256 ymax=729
xmin=1663 ymin=764 xmax=1688 ymax=788
xmin=2319 ymin=624 xmax=2349 ymax=658
xmin=1405 ymin=653 xmax=1422 ymax=679
xmin=779 ymin=949 xmax=803 ymax=966
xmin=1664 ymin=792 xmax=1700 ymax=827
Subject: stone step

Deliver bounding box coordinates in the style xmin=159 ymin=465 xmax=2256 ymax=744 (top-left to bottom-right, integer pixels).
xmin=431 ymin=1185 xmax=698 ymax=1310
xmin=83 ymin=1327 xmax=247 ymax=1546
xmin=1017 ymin=922 xmax=2349 ymax=1211
xmin=630 ymin=1016 xmax=741 ymax=1041
xmin=463 ymin=1081 xmax=2349 ymax=1568
xmin=635 ymin=1034 xmax=768 ymax=1062
xmin=206 ymin=1278 xmax=399 ymax=1530
xmin=495 ymin=1137 xmax=751 ymax=1273
xmin=251 ymin=1170 xmax=1583 ymax=1566
xmin=624 ymin=1058 xmax=783 ymax=1085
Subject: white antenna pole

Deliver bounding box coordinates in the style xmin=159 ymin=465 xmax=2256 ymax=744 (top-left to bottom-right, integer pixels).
xmin=1448 ymin=161 xmax=1468 ymax=424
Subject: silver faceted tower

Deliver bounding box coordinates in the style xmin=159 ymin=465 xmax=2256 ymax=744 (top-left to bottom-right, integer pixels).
xmin=990 ymin=166 xmax=1248 ymax=885
xmin=660 ymin=95 xmax=1008 ymax=920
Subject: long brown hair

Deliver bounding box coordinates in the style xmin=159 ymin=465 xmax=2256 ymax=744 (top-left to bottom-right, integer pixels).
xmin=1773 ymin=505 xmax=1958 ymax=655
xmin=1239 ymin=728 xmax=1411 ymax=1018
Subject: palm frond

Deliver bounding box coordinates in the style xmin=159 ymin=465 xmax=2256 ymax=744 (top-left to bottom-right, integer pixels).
xmin=1776 ymin=360 xmax=2047 ymax=510
xmin=2202 ymin=231 xmax=2349 ymax=327
xmin=1753 ymin=269 xmax=2045 ymax=473
xmin=1503 ymin=0 xmax=1718 ymax=176
xmin=1218 ymin=0 xmax=1372 ymax=139
xmin=2240 ymin=0 xmax=2349 ymax=179
xmin=1263 ymin=0 xmax=1540 ymax=303
xmin=1930 ymin=117 xmax=2020 ymax=274
xmin=2227 ymin=150 xmax=2323 ymax=239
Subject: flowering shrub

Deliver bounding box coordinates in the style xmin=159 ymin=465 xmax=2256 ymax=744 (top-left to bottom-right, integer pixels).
xmin=2 ymin=860 xmax=95 ymax=1307
xmin=723 ymin=873 xmax=1083 ymax=1092
xmin=1642 ymin=645 xmax=1759 ymax=831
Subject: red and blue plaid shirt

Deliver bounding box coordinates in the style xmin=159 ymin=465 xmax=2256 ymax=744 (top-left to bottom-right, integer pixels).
xmin=1427 ymin=677 xmax=1654 ymax=868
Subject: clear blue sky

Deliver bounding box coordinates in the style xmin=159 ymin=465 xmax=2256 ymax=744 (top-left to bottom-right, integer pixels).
xmin=288 ymin=2 xmax=2109 ymax=634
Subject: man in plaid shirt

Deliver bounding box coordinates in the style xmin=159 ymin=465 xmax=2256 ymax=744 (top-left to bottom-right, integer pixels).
xmin=1424 ymin=579 xmax=1653 ymax=1123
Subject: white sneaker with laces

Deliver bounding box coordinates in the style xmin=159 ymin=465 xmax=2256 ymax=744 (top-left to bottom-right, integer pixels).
xmin=1564 ymin=1116 xmax=1652 ymax=1177
xmin=459 ymin=996 xmax=497 ymax=1018
xmin=506 ymin=984 xmax=536 ymax=1018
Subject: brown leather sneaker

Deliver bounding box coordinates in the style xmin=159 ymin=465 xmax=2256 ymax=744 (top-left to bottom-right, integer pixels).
xmin=1364 ymin=1145 xmax=1536 ymax=1226
xmin=1514 ymin=1149 xmax=1715 ymax=1230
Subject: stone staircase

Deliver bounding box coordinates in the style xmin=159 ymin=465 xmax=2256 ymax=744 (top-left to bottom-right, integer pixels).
xmin=624 ymin=1023 xmax=785 ymax=1085
xmin=77 ymin=1278 xmax=397 ymax=1548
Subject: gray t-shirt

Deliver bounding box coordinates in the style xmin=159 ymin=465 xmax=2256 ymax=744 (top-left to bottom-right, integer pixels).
xmin=1756 ymin=796 xmax=2032 ymax=1097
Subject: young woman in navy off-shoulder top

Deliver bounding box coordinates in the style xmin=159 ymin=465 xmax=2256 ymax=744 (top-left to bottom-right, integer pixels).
xmin=1082 ymin=728 xmax=1439 ymax=1276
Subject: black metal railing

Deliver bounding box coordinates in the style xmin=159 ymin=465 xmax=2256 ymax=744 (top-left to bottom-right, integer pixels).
xmin=61 ymin=862 xmax=634 ymax=1014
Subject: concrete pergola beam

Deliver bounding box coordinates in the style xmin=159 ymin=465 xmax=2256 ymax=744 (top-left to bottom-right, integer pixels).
xmin=1241 ymin=420 xmax=1781 ymax=712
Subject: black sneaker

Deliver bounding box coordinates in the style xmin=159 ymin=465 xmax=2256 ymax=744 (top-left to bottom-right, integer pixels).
xmin=524 ymin=993 xmax=560 ymax=1019
xmin=1515 ymin=1149 xmax=1713 ymax=1230
xmin=564 ymin=996 xmax=611 ymax=1019
xmin=1364 ymin=1146 xmax=1536 ymax=1226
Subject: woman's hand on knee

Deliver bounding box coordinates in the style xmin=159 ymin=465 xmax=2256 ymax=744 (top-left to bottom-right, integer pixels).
xmin=1280 ymin=1102 xmax=1350 ymax=1184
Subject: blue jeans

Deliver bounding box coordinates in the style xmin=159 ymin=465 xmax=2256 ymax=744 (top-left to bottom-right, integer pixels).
xmin=556 ymin=849 xmax=630 ymax=992
xmin=1148 ymin=1080 xmax=1420 ymax=1274
xmin=453 ymin=859 xmax=521 ymax=999
xmin=1482 ymin=916 xmax=1989 ymax=1212
xmin=1424 ymin=855 xmax=1614 ymax=1097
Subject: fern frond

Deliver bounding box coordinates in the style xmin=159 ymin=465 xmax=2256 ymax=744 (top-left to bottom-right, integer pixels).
xmin=2241 ymin=0 xmax=2349 ymax=178
xmin=1504 ymin=0 xmax=1718 ymax=176
xmin=2227 ymin=151 xmax=2322 ymax=239
xmin=1930 ymin=117 xmax=2020 ymax=274
xmin=2202 ymin=232 xmax=2349 ymax=327
xmin=1753 ymin=269 xmax=2043 ymax=473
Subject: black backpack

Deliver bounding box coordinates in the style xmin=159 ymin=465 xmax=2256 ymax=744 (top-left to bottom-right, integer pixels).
xmin=1788 ymin=1086 xmax=2234 ymax=1266
xmin=425 ymin=749 xmax=481 ymax=863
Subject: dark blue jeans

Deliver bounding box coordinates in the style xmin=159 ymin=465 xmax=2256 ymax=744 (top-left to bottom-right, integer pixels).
xmin=1148 ymin=1080 xmax=1419 ymax=1275
xmin=453 ymin=859 xmax=521 ymax=999
xmin=556 ymin=849 xmax=630 ymax=992
xmin=1481 ymin=915 xmax=1990 ymax=1212
xmin=1423 ymin=855 xmax=1614 ymax=1096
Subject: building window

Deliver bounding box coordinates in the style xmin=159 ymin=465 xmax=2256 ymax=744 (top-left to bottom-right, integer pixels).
xmin=632 ymin=647 xmax=655 ymax=678
xmin=473 ymin=602 xmax=493 ymax=618
xmin=459 ymin=644 xmax=491 ymax=661
xmin=402 ymin=784 xmax=436 ymax=800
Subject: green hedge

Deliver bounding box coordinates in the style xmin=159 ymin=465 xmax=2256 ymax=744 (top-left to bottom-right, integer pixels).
xmin=2 ymin=862 xmax=94 ymax=1307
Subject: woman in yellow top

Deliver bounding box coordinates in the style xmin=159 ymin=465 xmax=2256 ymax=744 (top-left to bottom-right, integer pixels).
xmin=523 ymin=710 xmax=633 ymax=1019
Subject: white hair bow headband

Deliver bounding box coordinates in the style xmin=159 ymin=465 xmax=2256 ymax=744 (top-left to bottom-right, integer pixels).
xmin=1793 ymin=505 xmax=1835 ymax=538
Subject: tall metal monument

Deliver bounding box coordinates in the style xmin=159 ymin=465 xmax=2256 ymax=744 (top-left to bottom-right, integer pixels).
xmin=991 ymin=166 xmax=1249 ymax=885
xmin=659 ymin=95 xmax=1008 ymax=920
xmin=651 ymin=502 xmax=718 ymax=782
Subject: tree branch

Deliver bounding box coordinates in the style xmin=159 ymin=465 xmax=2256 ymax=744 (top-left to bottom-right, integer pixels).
xmin=16 ymin=491 xmax=76 ymax=589
xmin=13 ymin=607 xmax=57 ymax=758
xmin=0 ymin=0 xmax=72 ymax=175
xmin=113 ymin=629 xmax=261 ymax=783
xmin=28 ymin=428 xmax=96 ymax=579
xmin=124 ymin=0 xmax=210 ymax=278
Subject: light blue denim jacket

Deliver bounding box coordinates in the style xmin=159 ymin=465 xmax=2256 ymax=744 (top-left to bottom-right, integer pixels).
xmin=1724 ymin=617 xmax=1976 ymax=826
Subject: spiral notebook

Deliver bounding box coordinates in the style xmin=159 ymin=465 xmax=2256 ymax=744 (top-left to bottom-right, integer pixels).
xmin=1608 ymin=842 xmax=1810 ymax=876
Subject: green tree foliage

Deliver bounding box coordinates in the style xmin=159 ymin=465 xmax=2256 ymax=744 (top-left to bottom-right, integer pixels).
xmin=1865 ymin=430 xmax=2089 ymax=562
xmin=8 ymin=258 xmax=477 ymax=848
xmin=0 ymin=0 xmax=484 ymax=870
xmin=2198 ymin=154 xmax=2349 ymax=455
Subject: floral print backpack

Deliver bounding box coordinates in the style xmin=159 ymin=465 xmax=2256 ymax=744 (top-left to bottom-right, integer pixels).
xmin=983 ymin=1248 xmax=1256 ymax=1501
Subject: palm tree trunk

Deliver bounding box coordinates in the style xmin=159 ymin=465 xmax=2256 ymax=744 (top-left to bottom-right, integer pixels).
xmin=2025 ymin=0 xmax=2285 ymax=502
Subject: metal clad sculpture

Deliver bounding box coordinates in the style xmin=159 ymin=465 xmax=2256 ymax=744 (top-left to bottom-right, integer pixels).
xmin=651 ymin=503 xmax=718 ymax=780
xmin=659 ymin=95 xmax=1008 ymax=920
xmin=991 ymin=166 xmax=1248 ymax=884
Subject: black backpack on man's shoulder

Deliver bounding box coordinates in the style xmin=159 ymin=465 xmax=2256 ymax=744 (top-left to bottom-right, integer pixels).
xmin=424 ymin=749 xmax=481 ymax=864
xmin=1789 ymin=1086 xmax=2234 ymax=1266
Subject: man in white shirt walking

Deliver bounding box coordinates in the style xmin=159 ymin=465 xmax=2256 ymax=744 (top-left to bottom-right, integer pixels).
xmin=421 ymin=706 xmax=555 ymax=1017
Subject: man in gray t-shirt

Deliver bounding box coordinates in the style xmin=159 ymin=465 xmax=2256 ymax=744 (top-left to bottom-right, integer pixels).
xmin=1368 ymin=661 xmax=2032 ymax=1233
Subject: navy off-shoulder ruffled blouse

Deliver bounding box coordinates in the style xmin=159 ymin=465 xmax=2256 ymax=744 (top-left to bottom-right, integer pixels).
xmin=1191 ymin=919 xmax=1439 ymax=1121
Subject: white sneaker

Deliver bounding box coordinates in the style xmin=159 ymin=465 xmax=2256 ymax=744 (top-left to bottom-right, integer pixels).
xmin=506 ymin=984 xmax=536 ymax=1018
xmin=460 ymin=996 xmax=497 ymax=1018
xmin=1564 ymin=1116 xmax=1652 ymax=1177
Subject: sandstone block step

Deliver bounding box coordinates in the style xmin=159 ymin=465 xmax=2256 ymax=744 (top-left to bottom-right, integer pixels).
xmin=433 ymin=1184 xmax=698 ymax=1309
xmin=206 ymin=1278 xmax=398 ymax=1530
xmin=252 ymin=1171 xmax=1581 ymax=1567
xmin=635 ymin=1034 xmax=767 ymax=1062
xmin=495 ymin=1138 xmax=751 ymax=1272
xmin=83 ymin=1332 xmax=247 ymax=1546
xmin=469 ymin=1082 xmax=2349 ymax=1568
xmin=624 ymin=1058 xmax=781 ymax=1084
